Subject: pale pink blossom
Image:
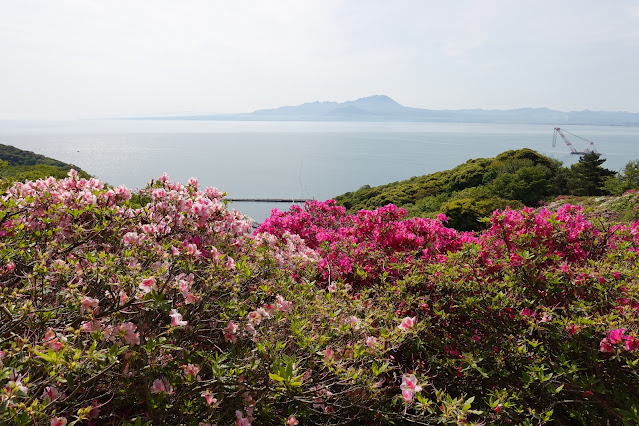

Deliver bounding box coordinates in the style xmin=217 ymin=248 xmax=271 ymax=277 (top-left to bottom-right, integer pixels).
xmin=322 ymin=347 xmax=334 ymax=361
xmin=348 ymin=315 xmax=361 ymax=329
xmin=276 ymin=295 xmax=293 ymax=312
xmin=123 ymin=232 xmax=140 ymax=245
xmin=81 ymin=320 xmax=102 ymax=333
xmin=169 ymin=309 xmax=188 ymax=327
xmin=201 ymin=389 xmax=218 ymax=406
xmin=50 ymin=417 xmax=67 ymax=426
xmin=42 ymin=386 xmax=64 ymax=401
xmin=398 ymin=316 xmax=416 ymax=331
xmin=400 ymin=374 xmax=423 ymax=403
xmin=365 ymin=336 xmax=377 ymax=347
xmin=287 ymin=416 xmax=299 ymax=426
xmin=150 ymin=377 xmax=174 ymax=395
xmin=226 ymin=256 xmax=236 ymax=269
xmin=182 ymin=363 xmax=201 ymax=379
xmin=120 ymin=322 xmax=140 ymax=346
xmin=80 ymin=296 xmax=99 ymax=313
xmin=224 ymin=321 xmax=238 ymax=343
xmin=185 ymin=243 xmax=201 ymax=257
xmin=236 ymin=409 xmax=252 ymax=426
xmin=139 ymin=276 xmax=157 ymax=294
xmin=43 ymin=329 xmax=64 ymax=351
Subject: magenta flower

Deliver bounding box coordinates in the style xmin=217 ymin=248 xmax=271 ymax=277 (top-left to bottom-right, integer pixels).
xmin=624 ymin=336 xmax=639 ymax=351
xmin=600 ymin=338 xmax=614 ymax=353
xmin=608 ymin=328 xmax=626 ymax=344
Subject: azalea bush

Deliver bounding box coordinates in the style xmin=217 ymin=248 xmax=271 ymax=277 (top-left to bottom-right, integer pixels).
xmin=0 ymin=172 xmax=638 ymax=425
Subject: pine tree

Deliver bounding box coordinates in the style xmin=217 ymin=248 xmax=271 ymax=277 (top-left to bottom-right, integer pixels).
xmin=568 ymin=152 xmax=616 ymax=196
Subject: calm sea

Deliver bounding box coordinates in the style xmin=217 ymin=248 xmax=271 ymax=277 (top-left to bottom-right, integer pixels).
xmin=0 ymin=120 xmax=637 ymax=222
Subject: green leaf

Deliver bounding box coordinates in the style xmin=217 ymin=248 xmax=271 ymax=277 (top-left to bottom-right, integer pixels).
xmin=269 ymin=373 xmax=285 ymax=383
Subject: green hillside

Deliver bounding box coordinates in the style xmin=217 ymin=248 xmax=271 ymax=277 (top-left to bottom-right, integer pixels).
xmin=334 ymin=148 xmax=636 ymax=230
xmin=0 ymin=144 xmax=90 ymax=185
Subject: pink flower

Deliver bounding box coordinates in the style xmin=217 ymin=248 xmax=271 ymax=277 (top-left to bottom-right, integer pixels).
xmin=276 ymin=295 xmax=293 ymax=312
xmin=520 ymin=308 xmax=535 ymax=318
xmin=182 ymin=363 xmax=201 ymax=379
xmin=400 ymin=374 xmax=422 ymax=403
xmin=287 ymin=416 xmax=299 ymax=426
xmin=226 ymin=257 xmax=236 ymax=270
xmin=600 ymin=338 xmax=614 ymax=353
xmin=224 ymin=321 xmax=238 ymax=343
xmin=139 ymin=276 xmax=157 ymax=294
xmin=348 ymin=315 xmax=361 ymax=329
xmin=80 ymin=296 xmax=99 ymax=314
xmin=365 ymin=336 xmax=377 ymax=347
xmin=119 ymin=322 xmax=140 ymax=346
xmin=624 ymin=336 xmax=639 ymax=352
xmin=50 ymin=417 xmax=67 ymax=426
xmin=566 ymin=324 xmax=581 ymax=335
xmin=169 ymin=309 xmax=188 ymax=326
xmin=436 ymin=213 xmax=448 ymax=223
xmin=322 ymin=347 xmax=334 ymax=361
xmin=201 ymin=390 xmax=217 ymax=406
xmin=398 ymin=316 xmax=416 ymax=331
xmin=608 ymin=328 xmax=626 ymax=344
xmin=123 ymin=232 xmax=140 ymax=245
xmin=42 ymin=386 xmax=64 ymax=401
xmin=150 ymin=377 xmax=174 ymax=395
xmin=236 ymin=409 xmax=252 ymax=426
xmin=185 ymin=243 xmax=201 ymax=257
xmin=43 ymin=329 xmax=64 ymax=351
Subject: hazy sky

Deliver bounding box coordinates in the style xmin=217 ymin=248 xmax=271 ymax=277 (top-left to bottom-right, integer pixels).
xmin=2 ymin=0 xmax=639 ymax=118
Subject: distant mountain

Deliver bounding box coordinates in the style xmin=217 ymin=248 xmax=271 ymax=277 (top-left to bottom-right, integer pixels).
xmin=130 ymin=95 xmax=639 ymax=126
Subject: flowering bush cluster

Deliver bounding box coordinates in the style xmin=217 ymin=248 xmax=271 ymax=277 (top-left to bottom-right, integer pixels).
xmin=257 ymin=201 xmax=472 ymax=288
xmin=1 ymin=173 xmax=639 ymax=425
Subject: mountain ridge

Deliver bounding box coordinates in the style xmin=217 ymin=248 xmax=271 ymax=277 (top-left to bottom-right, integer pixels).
xmin=129 ymin=95 xmax=639 ymax=126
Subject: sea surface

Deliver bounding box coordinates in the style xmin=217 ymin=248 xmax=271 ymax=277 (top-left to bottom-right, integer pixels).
xmin=0 ymin=120 xmax=637 ymax=222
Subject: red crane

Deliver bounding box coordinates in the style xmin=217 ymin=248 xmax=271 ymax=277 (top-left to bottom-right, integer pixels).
xmin=552 ymin=127 xmax=598 ymax=155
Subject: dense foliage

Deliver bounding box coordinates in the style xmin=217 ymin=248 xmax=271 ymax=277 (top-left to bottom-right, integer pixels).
xmin=1 ymin=170 xmax=639 ymax=425
xmin=334 ymin=149 xmax=628 ymax=231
